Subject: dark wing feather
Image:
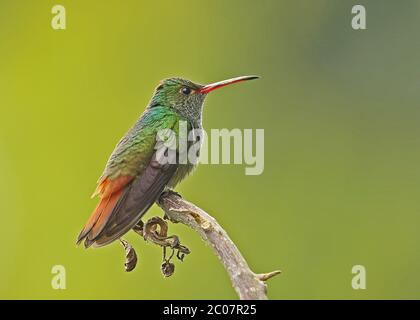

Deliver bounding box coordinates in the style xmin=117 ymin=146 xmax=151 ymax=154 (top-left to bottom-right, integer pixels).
xmin=89 ymin=150 xmax=178 ymax=248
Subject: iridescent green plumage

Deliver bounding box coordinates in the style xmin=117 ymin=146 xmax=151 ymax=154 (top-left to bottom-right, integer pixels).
xmin=101 ymin=106 xmax=181 ymax=180
xmin=101 ymin=79 xmax=203 ymax=188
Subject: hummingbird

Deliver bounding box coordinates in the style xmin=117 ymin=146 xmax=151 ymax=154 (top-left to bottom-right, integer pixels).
xmin=77 ymin=75 xmax=259 ymax=248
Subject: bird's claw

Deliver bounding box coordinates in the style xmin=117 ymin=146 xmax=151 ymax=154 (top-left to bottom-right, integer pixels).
xmin=166 ymin=189 xmax=182 ymax=198
xmin=158 ymin=189 xmax=182 ymax=208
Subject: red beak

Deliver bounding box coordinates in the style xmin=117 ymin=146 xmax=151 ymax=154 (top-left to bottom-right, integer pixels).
xmin=198 ymin=75 xmax=259 ymax=94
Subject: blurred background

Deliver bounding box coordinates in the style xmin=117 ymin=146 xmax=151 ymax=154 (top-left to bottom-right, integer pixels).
xmin=0 ymin=0 xmax=419 ymax=299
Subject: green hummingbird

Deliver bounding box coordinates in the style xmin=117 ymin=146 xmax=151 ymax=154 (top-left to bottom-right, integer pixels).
xmin=77 ymin=75 xmax=259 ymax=248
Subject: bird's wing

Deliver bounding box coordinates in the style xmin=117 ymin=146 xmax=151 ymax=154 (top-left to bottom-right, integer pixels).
xmin=77 ymin=108 xmax=181 ymax=248
xmin=89 ymin=151 xmax=178 ymax=247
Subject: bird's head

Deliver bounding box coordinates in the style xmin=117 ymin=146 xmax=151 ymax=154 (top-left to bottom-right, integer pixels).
xmin=149 ymin=76 xmax=259 ymax=122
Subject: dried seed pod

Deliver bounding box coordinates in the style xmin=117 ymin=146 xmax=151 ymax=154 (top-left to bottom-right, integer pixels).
xmin=161 ymin=260 xmax=175 ymax=277
xmin=120 ymin=239 xmax=138 ymax=272
xmin=132 ymin=220 xmax=144 ymax=237
xmin=144 ymin=216 xmax=168 ymax=241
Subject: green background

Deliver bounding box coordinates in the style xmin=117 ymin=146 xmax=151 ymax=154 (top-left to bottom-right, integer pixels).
xmin=0 ymin=0 xmax=419 ymax=299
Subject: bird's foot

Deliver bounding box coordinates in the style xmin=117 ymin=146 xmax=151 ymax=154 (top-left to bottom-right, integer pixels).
xmin=158 ymin=189 xmax=182 ymax=207
xmin=160 ymin=189 xmax=182 ymax=198
xmin=167 ymin=189 xmax=182 ymax=198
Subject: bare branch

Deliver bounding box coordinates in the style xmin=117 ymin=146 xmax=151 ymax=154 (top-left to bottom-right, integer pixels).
xmin=157 ymin=190 xmax=280 ymax=300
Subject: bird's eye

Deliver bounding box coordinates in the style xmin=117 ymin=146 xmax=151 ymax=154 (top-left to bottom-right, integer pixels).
xmin=181 ymin=87 xmax=191 ymax=95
